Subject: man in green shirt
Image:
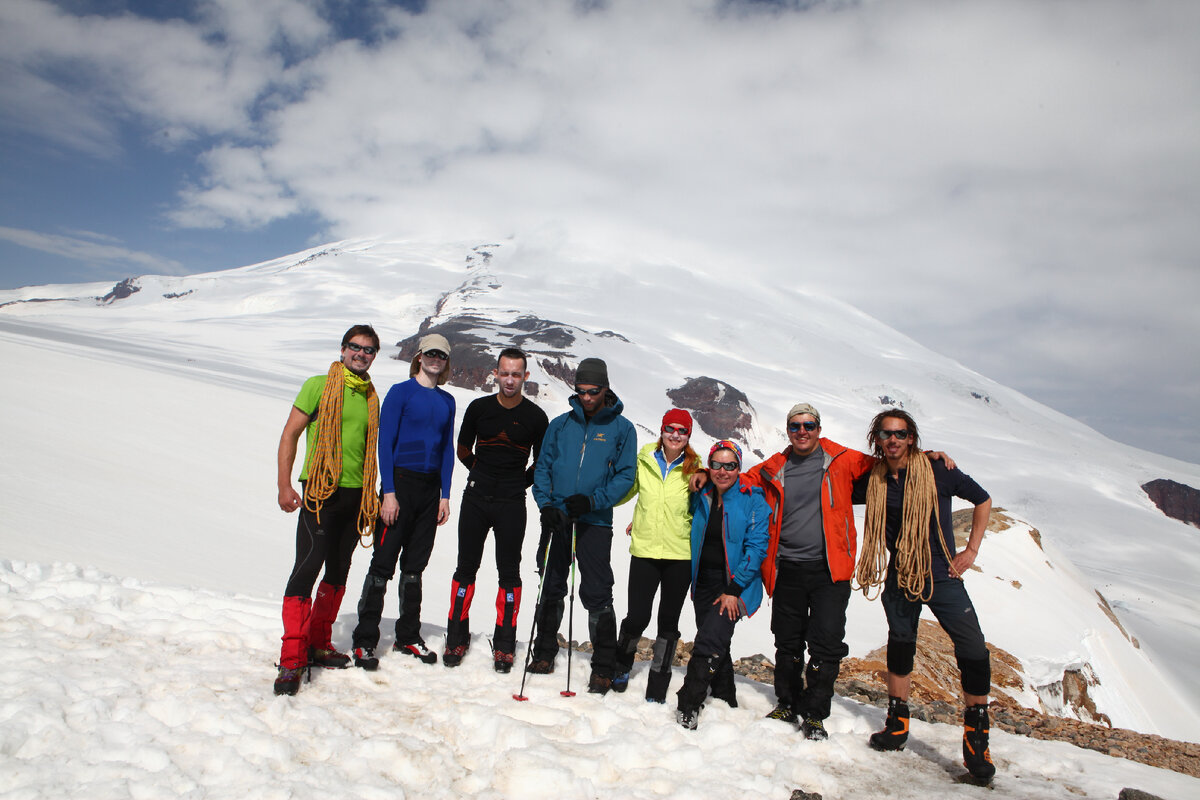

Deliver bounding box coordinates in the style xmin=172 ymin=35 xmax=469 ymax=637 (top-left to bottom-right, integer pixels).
xmin=273 ymin=324 xmax=382 ymax=696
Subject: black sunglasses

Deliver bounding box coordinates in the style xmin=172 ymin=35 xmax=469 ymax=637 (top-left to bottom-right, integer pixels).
xmin=575 ymin=386 xmax=604 ymax=396
xmin=344 ymin=342 xmax=378 ymax=355
xmin=876 ymin=429 xmax=910 ymax=441
xmin=787 ymin=421 xmax=818 ymax=433
xmin=423 ymin=349 xmax=448 ymax=361
xmin=708 ymin=461 xmax=739 ymax=472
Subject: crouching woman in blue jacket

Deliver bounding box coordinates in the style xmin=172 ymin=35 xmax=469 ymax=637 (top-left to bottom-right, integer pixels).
xmin=676 ymin=440 xmax=770 ymax=729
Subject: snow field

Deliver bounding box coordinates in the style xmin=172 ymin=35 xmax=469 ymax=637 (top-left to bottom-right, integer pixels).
xmin=3 ymin=560 xmax=1198 ymax=799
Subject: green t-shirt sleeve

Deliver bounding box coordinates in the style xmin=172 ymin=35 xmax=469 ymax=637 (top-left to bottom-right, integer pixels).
xmin=294 ymin=375 xmax=326 ymax=417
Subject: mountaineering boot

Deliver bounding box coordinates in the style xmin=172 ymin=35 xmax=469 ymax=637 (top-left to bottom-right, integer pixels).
xmin=675 ymin=653 xmax=719 ymax=729
xmin=869 ymin=697 xmax=910 ymax=752
xmin=308 ymin=581 xmax=347 ymax=666
xmin=279 ymin=595 xmax=313 ymax=671
xmin=801 ymin=717 xmax=829 ymax=741
xmin=962 ymin=704 xmax=996 ymax=783
xmin=394 ymin=638 xmax=438 ymax=664
xmin=768 ymin=652 xmax=804 ymax=725
xmin=612 ymin=621 xmax=639 ymax=694
xmin=273 ymin=666 xmax=303 ymax=696
xmin=393 ymin=571 xmax=427 ymax=648
xmin=587 ymin=673 xmax=613 ymax=695
xmin=802 ymin=658 xmax=840 ymax=725
xmin=308 ymin=645 xmax=351 ymax=669
xmin=353 ymin=646 xmax=379 ymax=671
xmin=644 ymin=633 xmax=679 ymax=704
xmin=765 ymin=703 xmax=798 ymax=725
xmin=531 ymin=597 xmax=565 ymax=666
xmin=709 ymin=654 xmax=738 ymax=708
xmin=493 ymin=649 xmax=514 ymax=674
xmin=587 ymin=605 xmax=618 ymax=682
xmin=493 ymin=585 xmax=521 ymax=662
xmin=444 ymin=579 xmax=475 ymax=667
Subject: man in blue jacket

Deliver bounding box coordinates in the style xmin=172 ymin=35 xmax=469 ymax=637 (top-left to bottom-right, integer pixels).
xmin=531 ymin=357 xmax=637 ymax=693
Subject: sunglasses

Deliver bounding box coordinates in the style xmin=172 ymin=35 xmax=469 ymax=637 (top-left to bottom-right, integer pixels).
xmin=344 ymin=342 xmax=378 ymax=355
xmin=708 ymin=461 xmax=739 ymax=472
xmin=876 ymin=429 xmax=910 ymax=441
xmin=575 ymin=386 xmax=604 ymax=396
xmin=787 ymin=421 xmax=818 ymax=433
xmin=662 ymin=425 xmax=689 ymax=436
xmin=423 ymin=349 xmax=448 ymax=361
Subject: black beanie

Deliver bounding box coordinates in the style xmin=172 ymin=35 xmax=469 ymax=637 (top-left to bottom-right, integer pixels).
xmin=575 ymin=357 xmax=609 ymax=387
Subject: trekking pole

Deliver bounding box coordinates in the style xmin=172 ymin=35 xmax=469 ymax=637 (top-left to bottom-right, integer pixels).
xmin=514 ymin=517 xmax=557 ymax=702
xmin=561 ymin=519 xmax=579 ymax=697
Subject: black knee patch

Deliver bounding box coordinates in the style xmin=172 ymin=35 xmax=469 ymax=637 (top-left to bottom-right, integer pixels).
xmin=886 ymin=638 xmax=917 ymax=677
xmin=957 ymin=654 xmax=991 ymax=697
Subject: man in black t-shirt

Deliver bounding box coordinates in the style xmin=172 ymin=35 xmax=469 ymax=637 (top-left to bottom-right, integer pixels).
xmin=442 ymin=348 xmax=549 ymax=672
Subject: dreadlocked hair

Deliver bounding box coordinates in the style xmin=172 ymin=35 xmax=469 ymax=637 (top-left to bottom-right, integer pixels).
xmin=302 ymin=361 xmax=381 ymax=545
xmin=855 ymin=449 xmax=953 ymax=602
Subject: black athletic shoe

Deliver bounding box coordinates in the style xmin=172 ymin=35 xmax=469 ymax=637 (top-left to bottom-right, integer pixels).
xmin=962 ymin=704 xmax=996 ymax=783
xmin=587 ymin=673 xmax=613 ymax=695
xmin=353 ymin=646 xmax=379 ymax=671
xmin=493 ymin=650 xmax=514 ymax=673
xmin=528 ymin=658 xmax=555 ymax=674
xmin=443 ymin=644 xmax=468 ymax=668
xmin=611 ymin=671 xmax=630 ymax=693
xmin=309 ymin=646 xmax=351 ymax=669
xmin=273 ymin=666 xmax=302 ymax=696
xmin=765 ymin=703 xmax=798 ymax=725
xmin=869 ymin=699 xmax=910 ymax=752
xmin=802 ymin=717 xmax=829 ymax=741
xmin=394 ymin=640 xmax=438 ymax=664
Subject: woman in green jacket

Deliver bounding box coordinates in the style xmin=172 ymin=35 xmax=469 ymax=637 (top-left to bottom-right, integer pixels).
xmin=613 ymin=409 xmax=701 ymax=702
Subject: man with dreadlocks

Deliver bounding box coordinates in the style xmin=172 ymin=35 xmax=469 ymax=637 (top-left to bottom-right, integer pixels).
xmin=852 ymin=409 xmax=995 ymax=784
xmin=352 ymin=333 xmax=457 ymax=669
xmin=274 ymin=324 xmax=382 ymax=696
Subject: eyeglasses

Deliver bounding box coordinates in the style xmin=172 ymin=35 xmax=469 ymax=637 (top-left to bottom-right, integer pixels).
xmin=344 ymin=342 xmax=378 ymax=355
xmin=708 ymin=461 xmax=739 ymax=472
xmin=876 ymin=429 xmax=910 ymax=441
xmin=662 ymin=425 xmax=689 ymax=436
xmin=423 ymin=349 xmax=448 ymax=361
xmin=575 ymin=386 xmax=604 ymax=396
xmin=787 ymin=421 xmax=818 ymax=433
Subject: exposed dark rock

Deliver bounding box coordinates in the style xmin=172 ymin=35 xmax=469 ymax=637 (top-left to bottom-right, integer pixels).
xmin=0 ymin=297 xmax=80 ymax=309
xmin=391 ymin=312 xmax=609 ymax=394
xmin=879 ymin=395 xmax=901 ymax=407
xmin=595 ymin=330 xmax=630 ymax=342
xmin=789 ymin=791 xmax=822 ymax=800
xmin=666 ymin=376 xmax=753 ymax=440
xmin=1142 ymin=478 xmax=1200 ymax=528
xmin=98 ymin=278 xmax=140 ymax=304
xmin=970 ymin=391 xmax=991 ymax=403
xmin=163 ymin=290 xmax=193 ymax=299
xmin=1119 ymin=789 xmax=1166 ymax=800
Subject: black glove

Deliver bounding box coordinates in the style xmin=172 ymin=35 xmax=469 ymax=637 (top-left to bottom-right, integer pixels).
xmin=564 ymin=494 xmax=592 ymax=519
xmin=540 ymin=505 xmax=567 ymax=533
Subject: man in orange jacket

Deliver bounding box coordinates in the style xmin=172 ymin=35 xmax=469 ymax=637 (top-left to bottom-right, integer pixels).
xmin=745 ymin=402 xmax=951 ymax=740
xmin=745 ymin=403 xmax=874 ymax=739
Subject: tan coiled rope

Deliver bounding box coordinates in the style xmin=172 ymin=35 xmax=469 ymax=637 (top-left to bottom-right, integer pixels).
xmin=855 ymin=450 xmax=952 ymax=602
xmin=302 ymin=361 xmax=381 ymax=546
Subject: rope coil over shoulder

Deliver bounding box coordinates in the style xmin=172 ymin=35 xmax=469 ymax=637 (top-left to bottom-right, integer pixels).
xmin=855 ymin=450 xmax=953 ymax=602
xmin=302 ymin=361 xmax=381 ymax=546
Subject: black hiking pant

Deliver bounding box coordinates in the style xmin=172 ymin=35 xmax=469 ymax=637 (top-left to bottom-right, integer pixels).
xmin=353 ymin=469 xmax=440 ymax=649
xmin=771 ymin=558 xmax=851 ymax=721
xmin=283 ymin=484 xmax=362 ymax=598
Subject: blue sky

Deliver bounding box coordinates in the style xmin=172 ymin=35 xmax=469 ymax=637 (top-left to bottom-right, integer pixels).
xmin=2 ymin=0 xmax=1198 ymax=465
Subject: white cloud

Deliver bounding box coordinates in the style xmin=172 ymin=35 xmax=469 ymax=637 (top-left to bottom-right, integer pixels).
xmin=3 ymin=0 xmax=1199 ymax=459
xmin=0 ymin=226 xmax=186 ymax=276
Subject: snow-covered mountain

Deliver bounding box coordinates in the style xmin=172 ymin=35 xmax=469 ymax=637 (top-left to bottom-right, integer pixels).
xmin=2 ymin=236 xmax=1198 ymax=797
